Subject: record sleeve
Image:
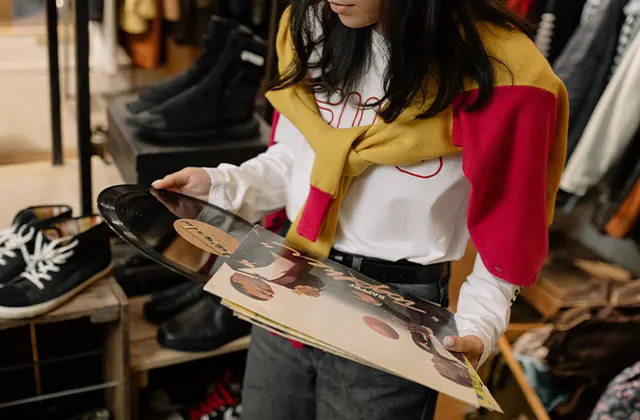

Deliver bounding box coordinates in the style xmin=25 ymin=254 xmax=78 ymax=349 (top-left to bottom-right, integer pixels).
xmin=97 ymin=185 xmax=254 ymax=282
xmin=204 ymin=225 xmax=502 ymax=412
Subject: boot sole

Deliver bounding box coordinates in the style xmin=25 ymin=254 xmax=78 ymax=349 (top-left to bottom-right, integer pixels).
xmin=0 ymin=265 xmax=113 ymax=320
xmin=136 ymin=118 xmax=260 ymax=143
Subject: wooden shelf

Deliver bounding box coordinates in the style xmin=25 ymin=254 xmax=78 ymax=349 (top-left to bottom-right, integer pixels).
xmin=0 ymin=277 xmax=122 ymax=331
xmin=128 ymin=296 xmax=250 ymax=373
xmin=0 ymin=277 xmax=129 ymax=420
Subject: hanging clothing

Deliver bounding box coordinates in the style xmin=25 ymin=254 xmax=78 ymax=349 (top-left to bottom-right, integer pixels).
xmin=592 ymin=129 xmax=640 ymax=232
xmin=89 ymin=0 xmax=105 ymax=21
xmin=553 ymin=0 xmax=627 ymax=161
xmin=611 ymin=0 xmax=640 ymax=76
xmin=581 ymin=0 xmax=606 ymax=22
xmin=606 ymin=179 xmax=640 ymax=237
xmin=507 ymin=0 xmax=536 ymax=17
xmin=560 ymin=30 xmax=640 ymax=196
xmin=589 ymin=361 xmax=640 ymax=420
xmin=534 ymin=0 xmax=588 ymax=63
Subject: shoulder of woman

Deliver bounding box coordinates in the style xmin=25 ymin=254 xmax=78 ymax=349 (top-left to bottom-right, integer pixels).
xmin=470 ymin=22 xmax=563 ymax=95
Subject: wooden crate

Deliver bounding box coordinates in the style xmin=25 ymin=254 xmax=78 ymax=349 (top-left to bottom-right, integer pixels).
xmin=0 ymin=278 xmax=129 ymax=420
xmin=128 ymin=295 xmax=250 ymax=419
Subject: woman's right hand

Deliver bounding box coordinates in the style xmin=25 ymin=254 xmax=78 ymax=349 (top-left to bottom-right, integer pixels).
xmin=151 ymin=167 xmax=212 ymax=202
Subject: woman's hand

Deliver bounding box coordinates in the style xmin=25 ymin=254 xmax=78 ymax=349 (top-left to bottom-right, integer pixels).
xmin=152 ymin=167 xmax=212 ymax=202
xmin=443 ymin=335 xmax=484 ymax=369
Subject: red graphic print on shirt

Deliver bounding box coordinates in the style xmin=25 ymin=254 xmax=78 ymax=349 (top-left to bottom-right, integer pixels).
xmin=316 ymin=90 xmax=443 ymax=178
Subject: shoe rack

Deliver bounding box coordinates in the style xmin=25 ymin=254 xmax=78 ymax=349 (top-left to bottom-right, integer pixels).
xmin=127 ymin=295 xmax=250 ymax=420
xmin=0 ymin=277 xmax=129 ymax=420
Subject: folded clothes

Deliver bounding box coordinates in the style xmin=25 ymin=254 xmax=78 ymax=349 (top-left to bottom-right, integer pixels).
xmin=516 ymin=354 xmax=569 ymax=412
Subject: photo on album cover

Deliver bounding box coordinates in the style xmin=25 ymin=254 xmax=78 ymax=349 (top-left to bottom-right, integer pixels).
xmin=204 ymin=225 xmax=501 ymax=411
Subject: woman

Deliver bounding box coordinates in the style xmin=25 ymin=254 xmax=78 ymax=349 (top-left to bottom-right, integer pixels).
xmin=154 ymin=0 xmax=568 ymax=418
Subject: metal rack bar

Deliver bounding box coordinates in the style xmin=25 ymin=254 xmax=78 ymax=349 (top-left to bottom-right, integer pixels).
xmin=0 ymin=381 xmax=119 ymax=409
xmin=74 ymin=0 xmax=93 ymax=215
xmin=46 ymin=0 xmax=63 ymax=166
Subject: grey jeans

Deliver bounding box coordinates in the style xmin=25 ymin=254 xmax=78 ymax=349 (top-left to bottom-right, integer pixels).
xmin=240 ymin=280 xmax=449 ymax=420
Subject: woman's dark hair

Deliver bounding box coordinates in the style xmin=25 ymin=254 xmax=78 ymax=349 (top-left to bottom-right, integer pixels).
xmin=270 ymin=0 xmax=533 ymax=123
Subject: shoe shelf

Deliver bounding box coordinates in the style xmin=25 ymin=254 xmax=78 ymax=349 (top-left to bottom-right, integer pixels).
xmin=127 ymin=295 xmax=249 ymax=418
xmin=128 ymin=295 xmax=250 ymax=374
xmin=0 ymin=277 xmax=130 ymax=420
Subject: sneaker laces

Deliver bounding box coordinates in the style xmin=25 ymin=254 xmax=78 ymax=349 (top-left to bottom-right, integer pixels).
xmin=20 ymin=232 xmax=78 ymax=290
xmin=0 ymin=224 xmax=35 ymax=266
xmin=189 ymin=382 xmax=240 ymax=420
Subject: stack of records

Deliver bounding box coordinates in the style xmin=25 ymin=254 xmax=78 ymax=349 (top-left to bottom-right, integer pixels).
xmin=98 ymin=185 xmax=502 ymax=412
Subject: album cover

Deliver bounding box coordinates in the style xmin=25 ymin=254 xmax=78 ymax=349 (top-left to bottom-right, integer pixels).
xmin=203 ymin=225 xmax=501 ymax=411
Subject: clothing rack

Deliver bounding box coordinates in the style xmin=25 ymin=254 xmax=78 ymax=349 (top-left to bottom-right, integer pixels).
xmin=44 ymin=0 xmax=281 ymax=216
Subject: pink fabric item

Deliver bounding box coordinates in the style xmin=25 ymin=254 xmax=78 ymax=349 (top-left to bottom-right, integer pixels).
xmin=297 ymin=186 xmax=334 ymax=241
xmin=452 ymin=86 xmax=557 ymax=287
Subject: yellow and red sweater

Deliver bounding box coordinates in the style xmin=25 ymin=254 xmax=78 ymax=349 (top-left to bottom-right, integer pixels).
xmin=265 ymin=8 xmax=568 ymax=288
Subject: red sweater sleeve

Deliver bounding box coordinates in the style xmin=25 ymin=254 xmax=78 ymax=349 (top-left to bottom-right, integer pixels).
xmin=453 ymin=86 xmax=559 ymax=287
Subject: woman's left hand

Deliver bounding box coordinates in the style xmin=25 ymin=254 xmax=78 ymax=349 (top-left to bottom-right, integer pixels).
xmin=443 ymin=335 xmax=484 ymax=369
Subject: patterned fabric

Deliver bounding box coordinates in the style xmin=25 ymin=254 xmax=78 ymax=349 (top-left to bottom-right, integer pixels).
xmin=611 ymin=0 xmax=640 ymax=77
xmin=582 ymin=0 xmax=606 ymax=23
xmin=589 ymin=361 xmax=640 ymax=420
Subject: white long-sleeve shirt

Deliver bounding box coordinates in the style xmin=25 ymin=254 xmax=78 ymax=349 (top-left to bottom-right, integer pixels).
xmin=204 ymin=29 xmax=520 ymax=367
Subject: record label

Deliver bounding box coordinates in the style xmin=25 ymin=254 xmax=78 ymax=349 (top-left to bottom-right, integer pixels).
xmin=173 ymin=219 xmax=240 ymax=257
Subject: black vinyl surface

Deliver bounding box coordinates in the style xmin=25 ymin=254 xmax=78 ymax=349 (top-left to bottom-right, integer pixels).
xmin=97 ymin=185 xmax=254 ymax=282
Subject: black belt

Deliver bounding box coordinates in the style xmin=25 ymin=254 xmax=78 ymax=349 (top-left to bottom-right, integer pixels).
xmin=328 ymin=249 xmax=450 ymax=285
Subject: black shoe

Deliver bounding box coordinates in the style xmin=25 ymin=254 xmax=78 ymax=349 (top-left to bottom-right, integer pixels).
xmin=129 ymin=30 xmax=266 ymax=142
xmin=157 ymin=295 xmax=250 ymax=352
xmin=126 ymin=16 xmax=241 ymax=115
xmin=114 ymin=254 xmax=188 ymax=297
xmin=0 ymin=205 xmax=72 ymax=285
xmin=143 ymin=280 xmax=204 ymax=324
xmin=0 ymin=216 xmax=112 ymax=319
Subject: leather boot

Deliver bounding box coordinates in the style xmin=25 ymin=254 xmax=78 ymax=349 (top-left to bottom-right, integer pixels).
xmin=157 ymin=295 xmax=251 ymax=352
xmin=143 ymin=281 xmax=204 ymax=324
xmin=129 ymin=29 xmax=266 ymax=142
xmin=126 ymin=15 xmax=242 ymax=115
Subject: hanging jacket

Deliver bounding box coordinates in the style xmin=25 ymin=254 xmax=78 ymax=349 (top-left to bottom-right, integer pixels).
xmin=534 ymin=0 xmax=588 ymax=62
xmin=606 ymin=178 xmax=640 ymax=237
xmin=553 ymin=0 xmax=627 ymax=161
xmin=611 ymin=0 xmax=640 ymax=76
xmin=560 ymin=31 xmax=640 ymax=196
xmin=592 ymin=129 xmax=640 ymax=231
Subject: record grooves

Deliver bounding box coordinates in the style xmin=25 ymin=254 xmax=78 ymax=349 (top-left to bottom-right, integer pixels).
xmin=97 ymin=185 xmax=254 ymax=282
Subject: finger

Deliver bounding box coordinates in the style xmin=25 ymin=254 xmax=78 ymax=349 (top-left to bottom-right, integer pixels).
xmin=444 ymin=336 xmax=484 ymax=356
xmin=152 ymin=170 xmax=188 ymax=190
xmin=443 ymin=336 xmax=470 ymax=353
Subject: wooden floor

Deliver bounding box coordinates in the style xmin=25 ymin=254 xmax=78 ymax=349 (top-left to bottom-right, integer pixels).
xmin=0 ymin=158 xmax=123 ymax=225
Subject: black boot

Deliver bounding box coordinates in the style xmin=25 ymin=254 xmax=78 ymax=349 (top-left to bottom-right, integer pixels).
xmin=142 ymin=280 xmax=204 ymax=324
xmin=125 ymin=16 xmax=242 ymax=115
xmin=157 ymin=294 xmax=250 ymax=352
xmin=129 ymin=30 xmax=266 ymax=142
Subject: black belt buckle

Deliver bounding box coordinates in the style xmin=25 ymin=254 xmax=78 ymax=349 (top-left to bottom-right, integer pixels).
xmin=329 ymin=250 xmax=448 ymax=285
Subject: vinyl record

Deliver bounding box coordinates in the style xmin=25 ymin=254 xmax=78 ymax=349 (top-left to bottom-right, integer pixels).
xmin=97 ymin=185 xmax=254 ymax=282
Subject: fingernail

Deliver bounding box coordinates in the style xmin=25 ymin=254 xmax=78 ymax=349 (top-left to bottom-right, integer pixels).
xmin=151 ymin=180 xmax=161 ymax=187
xmin=444 ymin=337 xmax=455 ymax=347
